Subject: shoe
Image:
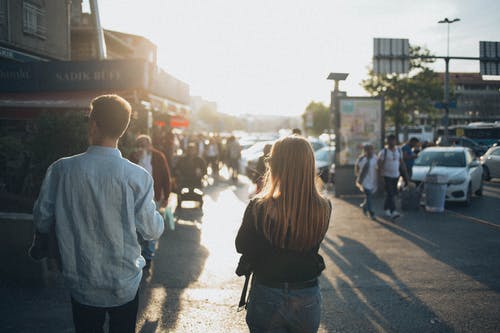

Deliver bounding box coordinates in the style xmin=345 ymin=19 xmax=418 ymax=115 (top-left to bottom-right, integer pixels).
xmin=369 ymin=212 xmax=376 ymax=220
xmin=384 ymin=210 xmax=392 ymax=217
xmin=391 ymin=211 xmax=401 ymax=219
xmin=360 ymin=203 xmax=367 ymax=215
xmin=143 ymin=259 xmax=151 ymax=271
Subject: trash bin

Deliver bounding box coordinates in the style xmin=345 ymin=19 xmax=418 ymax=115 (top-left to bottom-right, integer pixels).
xmin=424 ymin=174 xmax=448 ymax=213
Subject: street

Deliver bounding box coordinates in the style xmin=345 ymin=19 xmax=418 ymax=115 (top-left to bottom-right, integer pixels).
xmin=1 ymin=175 xmax=500 ymax=332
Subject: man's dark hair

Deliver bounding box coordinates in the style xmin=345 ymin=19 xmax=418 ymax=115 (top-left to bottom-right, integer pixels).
xmin=292 ymin=128 xmax=302 ymax=135
xmin=387 ymin=134 xmax=396 ymax=141
xmin=90 ymin=94 xmax=131 ymax=138
xmin=409 ymin=137 xmax=419 ymax=143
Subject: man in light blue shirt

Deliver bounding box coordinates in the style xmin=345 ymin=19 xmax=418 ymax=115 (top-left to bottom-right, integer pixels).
xmin=30 ymin=94 xmax=164 ymax=333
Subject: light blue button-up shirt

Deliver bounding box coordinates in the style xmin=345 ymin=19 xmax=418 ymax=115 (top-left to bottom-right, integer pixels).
xmin=33 ymin=146 xmax=164 ymax=307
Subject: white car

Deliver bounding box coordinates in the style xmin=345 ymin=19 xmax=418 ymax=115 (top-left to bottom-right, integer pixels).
xmin=239 ymin=140 xmax=275 ymax=178
xmin=480 ymin=146 xmax=500 ymax=180
xmin=411 ymin=147 xmax=483 ymax=205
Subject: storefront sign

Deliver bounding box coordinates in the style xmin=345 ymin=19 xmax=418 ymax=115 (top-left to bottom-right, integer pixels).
xmin=0 ymin=59 xmax=150 ymax=92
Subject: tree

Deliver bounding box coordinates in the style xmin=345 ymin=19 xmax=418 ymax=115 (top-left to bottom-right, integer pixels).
xmin=361 ymin=45 xmax=443 ymax=141
xmin=302 ymin=101 xmax=330 ymax=136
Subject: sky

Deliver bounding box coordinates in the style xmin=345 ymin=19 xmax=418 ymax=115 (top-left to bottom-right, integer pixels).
xmin=97 ymin=0 xmax=500 ymax=117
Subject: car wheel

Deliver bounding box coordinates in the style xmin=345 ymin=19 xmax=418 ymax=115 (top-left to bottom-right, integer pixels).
xmin=475 ymin=179 xmax=483 ymax=196
xmin=462 ymin=183 xmax=472 ymax=207
xmin=482 ymin=166 xmax=491 ymax=181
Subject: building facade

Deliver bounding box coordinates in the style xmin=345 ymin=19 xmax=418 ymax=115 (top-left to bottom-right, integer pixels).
xmin=0 ymin=0 xmax=71 ymax=62
xmin=438 ymin=72 xmax=500 ymax=124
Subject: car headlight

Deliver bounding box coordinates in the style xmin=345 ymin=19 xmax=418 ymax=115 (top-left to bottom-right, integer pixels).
xmin=448 ymin=178 xmax=466 ymax=185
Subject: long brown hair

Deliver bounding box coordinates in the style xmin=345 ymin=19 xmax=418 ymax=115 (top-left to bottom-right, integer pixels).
xmin=255 ymin=135 xmax=331 ymax=251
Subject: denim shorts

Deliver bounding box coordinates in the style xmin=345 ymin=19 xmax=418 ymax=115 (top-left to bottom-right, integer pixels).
xmin=246 ymin=281 xmax=322 ymax=333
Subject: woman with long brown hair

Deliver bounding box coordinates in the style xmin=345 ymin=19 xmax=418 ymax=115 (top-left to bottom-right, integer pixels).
xmin=235 ymin=135 xmax=332 ymax=333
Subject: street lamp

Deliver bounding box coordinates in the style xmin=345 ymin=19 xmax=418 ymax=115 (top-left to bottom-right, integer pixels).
xmin=438 ymin=18 xmax=460 ymax=58
xmin=438 ymin=17 xmax=460 ymax=144
xmin=326 ymin=72 xmax=348 ymax=191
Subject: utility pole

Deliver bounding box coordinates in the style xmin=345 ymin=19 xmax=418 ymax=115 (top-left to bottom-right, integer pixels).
xmin=438 ymin=17 xmax=460 ymax=145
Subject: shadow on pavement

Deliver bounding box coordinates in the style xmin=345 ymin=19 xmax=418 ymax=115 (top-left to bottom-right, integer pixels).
xmin=320 ymin=235 xmax=452 ymax=332
xmin=341 ymin=195 xmax=500 ymax=294
xmin=138 ymin=220 xmax=209 ymax=332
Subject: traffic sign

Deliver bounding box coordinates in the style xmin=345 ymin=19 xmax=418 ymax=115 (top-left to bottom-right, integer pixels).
xmin=373 ymin=38 xmax=410 ymax=74
xmin=480 ymin=41 xmax=500 ymax=76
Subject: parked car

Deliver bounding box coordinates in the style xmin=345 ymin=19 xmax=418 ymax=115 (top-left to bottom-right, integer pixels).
xmin=240 ymin=140 xmax=275 ymax=178
xmin=308 ymin=137 xmax=327 ymax=152
xmin=411 ymin=147 xmax=483 ymax=206
xmin=314 ymin=146 xmax=335 ymax=183
xmin=480 ymin=146 xmax=500 ymax=181
xmin=436 ymin=136 xmax=488 ymax=157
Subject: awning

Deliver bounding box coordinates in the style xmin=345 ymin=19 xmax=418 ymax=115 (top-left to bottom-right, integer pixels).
xmin=0 ymin=91 xmax=134 ymax=119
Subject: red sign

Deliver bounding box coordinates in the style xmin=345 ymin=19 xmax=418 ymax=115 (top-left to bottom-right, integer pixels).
xmin=170 ymin=116 xmax=189 ymax=128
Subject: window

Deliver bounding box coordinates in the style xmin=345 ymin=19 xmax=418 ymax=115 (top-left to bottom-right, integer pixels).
xmin=23 ymin=1 xmax=46 ymax=39
xmin=0 ymin=0 xmax=6 ymax=25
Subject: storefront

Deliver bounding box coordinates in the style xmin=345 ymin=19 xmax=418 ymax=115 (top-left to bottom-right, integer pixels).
xmin=0 ymin=59 xmax=190 ymax=131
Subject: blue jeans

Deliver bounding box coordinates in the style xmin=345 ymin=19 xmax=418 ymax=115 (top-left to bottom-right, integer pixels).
xmin=362 ymin=187 xmax=374 ymax=216
xmin=383 ymin=176 xmax=399 ymax=212
xmin=141 ymin=240 xmax=157 ymax=261
xmin=246 ymin=281 xmax=321 ymax=333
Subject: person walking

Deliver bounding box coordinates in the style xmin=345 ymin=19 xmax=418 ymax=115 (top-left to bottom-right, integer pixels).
xmin=235 ymin=135 xmax=332 ymax=333
xmin=355 ymin=144 xmax=378 ymax=220
xmin=401 ymin=137 xmax=419 ymax=180
xmin=378 ymin=134 xmax=409 ymax=219
xmin=130 ymin=134 xmax=172 ymax=271
xmin=254 ymin=143 xmax=272 ymax=194
xmin=29 ymin=95 xmax=164 ymax=333
xmin=204 ymin=138 xmax=220 ymax=178
xmin=226 ymin=136 xmax=242 ymax=182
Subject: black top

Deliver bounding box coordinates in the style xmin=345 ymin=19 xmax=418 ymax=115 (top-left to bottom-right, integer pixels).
xmin=235 ymin=199 xmax=332 ymax=283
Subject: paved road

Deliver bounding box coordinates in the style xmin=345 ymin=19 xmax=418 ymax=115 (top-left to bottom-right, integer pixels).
xmin=1 ymin=177 xmax=499 ymax=332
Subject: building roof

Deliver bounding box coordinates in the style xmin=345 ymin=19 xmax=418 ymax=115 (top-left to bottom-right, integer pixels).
xmin=436 ymin=72 xmax=500 ymax=85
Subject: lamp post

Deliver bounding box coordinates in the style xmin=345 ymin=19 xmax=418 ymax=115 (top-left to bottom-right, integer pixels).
xmin=327 ymin=72 xmax=348 ymax=192
xmin=438 ymin=17 xmax=460 ymax=144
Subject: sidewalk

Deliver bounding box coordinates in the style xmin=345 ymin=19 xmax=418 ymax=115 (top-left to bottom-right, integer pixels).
xmin=1 ymin=191 xmax=499 ymax=332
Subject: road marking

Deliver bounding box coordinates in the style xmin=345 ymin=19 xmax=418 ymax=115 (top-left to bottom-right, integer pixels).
xmin=446 ymin=210 xmax=500 ymax=230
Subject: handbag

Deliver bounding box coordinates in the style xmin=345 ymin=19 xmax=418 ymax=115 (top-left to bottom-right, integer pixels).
xmin=162 ymin=206 xmax=175 ymax=231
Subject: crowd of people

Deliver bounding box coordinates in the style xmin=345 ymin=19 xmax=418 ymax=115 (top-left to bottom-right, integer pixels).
xmin=355 ymin=134 xmax=429 ymax=220
xmin=28 ymin=94 xmax=334 ymax=332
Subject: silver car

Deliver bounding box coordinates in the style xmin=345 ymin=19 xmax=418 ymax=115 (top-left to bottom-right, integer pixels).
xmin=480 ymin=146 xmax=500 ymax=180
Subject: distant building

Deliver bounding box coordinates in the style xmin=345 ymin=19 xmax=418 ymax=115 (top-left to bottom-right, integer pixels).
xmin=0 ymin=0 xmax=71 ymax=62
xmin=437 ymin=72 xmax=500 ymax=124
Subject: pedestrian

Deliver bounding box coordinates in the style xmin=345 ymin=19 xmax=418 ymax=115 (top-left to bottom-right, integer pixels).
xmin=401 ymin=137 xmax=419 ymax=180
xmin=355 ymin=144 xmax=378 ymax=220
xmin=204 ymin=137 xmax=220 ymax=178
xmin=29 ymin=94 xmax=164 ymax=333
xmin=130 ymin=134 xmax=172 ymax=271
xmin=175 ymin=143 xmax=207 ymax=186
xmin=226 ymin=136 xmax=241 ymax=182
xmin=254 ymin=144 xmax=272 ymax=193
xmin=235 ymin=135 xmax=332 ymax=333
xmin=377 ymin=134 xmax=409 ymax=219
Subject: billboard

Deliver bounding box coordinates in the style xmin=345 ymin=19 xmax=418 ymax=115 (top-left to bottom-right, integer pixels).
xmin=480 ymin=41 xmax=500 ymax=76
xmin=373 ymin=38 xmax=410 ymax=74
xmin=338 ymin=97 xmax=383 ymax=166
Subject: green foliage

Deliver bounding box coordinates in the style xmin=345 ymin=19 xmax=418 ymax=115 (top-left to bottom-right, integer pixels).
xmin=0 ymin=133 xmax=28 ymax=194
xmin=362 ymin=45 xmax=444 ymax=138
xmin=302 ymin=101 xmax=330 ymax=135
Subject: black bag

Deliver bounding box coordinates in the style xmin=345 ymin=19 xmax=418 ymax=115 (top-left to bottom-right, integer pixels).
xmin=235 ymin=255 xmax=253 ymax=311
